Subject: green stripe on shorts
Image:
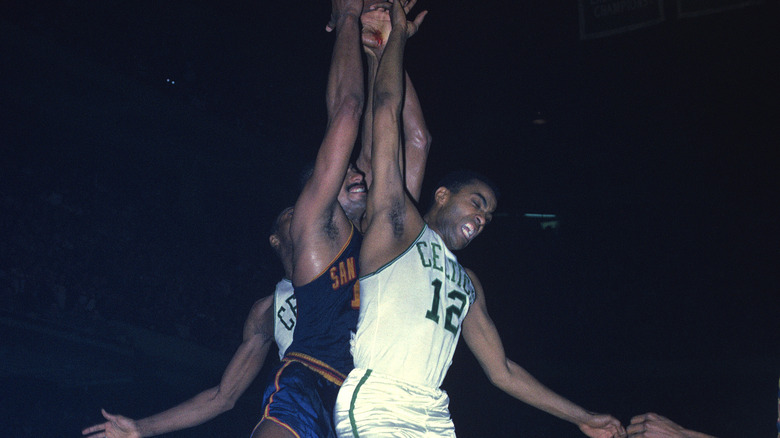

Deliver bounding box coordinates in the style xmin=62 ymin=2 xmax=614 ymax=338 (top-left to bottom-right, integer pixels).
xmin=349 ymin=369 xmax=372 ymax=438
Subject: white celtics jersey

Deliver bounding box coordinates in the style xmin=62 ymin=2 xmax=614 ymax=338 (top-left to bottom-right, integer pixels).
xmin=352 ymin=225 xmax=476 ymax=388
xmin=273 ymin=278 xmax=296 ymax=359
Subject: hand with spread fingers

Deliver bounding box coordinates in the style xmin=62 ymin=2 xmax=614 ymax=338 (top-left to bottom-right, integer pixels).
xmin=82 ymin=409 xmax=141 ymax=438
xmin=627 ymin=413 xmax=717 ymax=438
xmin=578 ymin=412 xmax=627 ymax=438
xmin=387 ymin=0 xmax=427 ymax=40
xmin=361 ymin=0 xmax=425 ymax=52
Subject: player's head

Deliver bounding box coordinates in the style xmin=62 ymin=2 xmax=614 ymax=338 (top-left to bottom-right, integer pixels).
xmin=269 ymin=206 xmax=294 ymax=261
xmin=338 ymin=162 xmax=367 ymax=225
xmin=425 ymin=170 xmax=499 ymax=251
xmin=298 ymin=161 xmax=367 ymax=226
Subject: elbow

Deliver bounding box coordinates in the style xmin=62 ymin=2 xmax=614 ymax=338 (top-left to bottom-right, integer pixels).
xmin=220 ymin=398 xmax=236 ymax=413
xmin=485 ymin=371 xmax=503 ymax=388
xmin=373 ymin=91 xmax=401 ymax=115
xmin=211 ymin=395 xmax=236 ymax=414
xmin=407 ymin=127 xmax=431 ymax=157
xmin=206 ymin=387 xmax=237 ymax=414
xmin=332 ymin=92 xmax=364 ymax=123
xmin=483 ymin=365 xmax=513 ymax=391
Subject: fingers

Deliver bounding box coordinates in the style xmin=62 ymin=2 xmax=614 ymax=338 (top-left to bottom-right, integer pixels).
xmin=101 ymin=408 xmax=118 ymax=421
xmin=626 ymin=422 xmax=646 ymax=437
xmin=626 ymin=413 xmax=662 ymax=437
xmin=629 ymin=412 xmax=661 ymax=425
xmin=82 ymin=409 xmax=114 ymax=435
xmin=366 ymin=1 xmax=392 ymax=12
xmin=605 ymin=417 xmax=627 ymax=438
xmin=81 ymin=423 xmax=107 ymax=435
xmin=325 ymin=8 xmax=338 ymax=32
xmin=410 ymin=10 xmax=427 ymax=32
xmin=390 ymin=0 xmax=405 ymax=23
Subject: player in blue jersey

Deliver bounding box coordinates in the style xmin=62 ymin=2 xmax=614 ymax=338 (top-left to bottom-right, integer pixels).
xmin=81 ymin=207 xmax=297 ymax=438
xmin=248 ymin=0 xmax=367 ymax=435
xmin=251 ymin=1 xmax=430 ymax=436
xmin=334 ymin=2 xmax=625 ymax=437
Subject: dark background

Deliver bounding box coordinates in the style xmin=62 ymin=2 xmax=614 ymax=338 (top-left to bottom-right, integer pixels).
xmin=1 ymin=0 xmax=778 ymax=437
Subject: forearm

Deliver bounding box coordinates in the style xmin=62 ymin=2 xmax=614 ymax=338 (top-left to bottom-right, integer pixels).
xmin=372 ymin=19 xmax=405 ymax=121
xmin=494 ymin=360 xmax=592 ymax=426
xmin=326 ymin=13 xmax=364 ymax=121
xmin=369 ymin=31 xmax=405 ymax=193
xmin=135 ymin=329 xmax=270 ymax=437
xmin=356 ymin=50 xmax=381 ymax=188
xmin=134 ymin=387 xmax=231 ymax=437
xmin=401 ymin=70 xmax=430 ymax=201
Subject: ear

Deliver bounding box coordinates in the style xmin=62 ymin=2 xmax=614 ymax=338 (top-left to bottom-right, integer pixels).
xmin=269 ymin=234 xmax=279 ymax=250
xmin=434 ymin=186 xmax=450 ymax=206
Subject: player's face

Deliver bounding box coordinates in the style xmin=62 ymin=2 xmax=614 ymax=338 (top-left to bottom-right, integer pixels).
xmin=337 ymin=164 xmax=367 ymax=215
xmin=438 ymin=180 xmax=496 ymax=251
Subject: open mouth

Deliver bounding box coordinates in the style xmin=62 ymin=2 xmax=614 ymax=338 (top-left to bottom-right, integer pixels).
xmin=347 ymin=183 xmax=367 ymax=194
xmin=461 ymin=222 xmax=476 ymax=240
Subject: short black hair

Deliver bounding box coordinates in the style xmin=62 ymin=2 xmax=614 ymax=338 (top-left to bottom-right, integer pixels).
xmin=433 ymin=170 xmax=500 ymax=204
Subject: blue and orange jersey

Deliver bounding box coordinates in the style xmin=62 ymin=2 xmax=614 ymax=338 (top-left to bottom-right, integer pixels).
xmin=285 ymin=226 xmax=362 ymax=378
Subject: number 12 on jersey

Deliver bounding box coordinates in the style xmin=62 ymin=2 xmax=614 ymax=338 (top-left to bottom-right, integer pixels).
xmin=425 ymin=279 xmax=467 ymax=336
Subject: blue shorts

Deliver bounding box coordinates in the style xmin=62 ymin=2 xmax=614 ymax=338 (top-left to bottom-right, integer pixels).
xmin=251 ymin=359 xmax=340 ymax=438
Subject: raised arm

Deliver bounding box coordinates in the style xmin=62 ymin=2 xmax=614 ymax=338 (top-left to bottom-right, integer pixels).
xmin=461 ymin=269 xmax=626 ymax=438
xmin=290 ymin=0 xmax=365 ymax=284
xmin=398 ymin=71 xmax=431 ymax=201
xmin=360 ymin=0 xmax=427 ymax=272
xmin=357 ymin=0 xmax=431 ymax=201
xmin=82 ymin=297 xmax=275 ymax=438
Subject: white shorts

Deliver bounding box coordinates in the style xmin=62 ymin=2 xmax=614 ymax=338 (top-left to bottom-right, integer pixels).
xmin=334 ymin=368 xmax=455 ymax=438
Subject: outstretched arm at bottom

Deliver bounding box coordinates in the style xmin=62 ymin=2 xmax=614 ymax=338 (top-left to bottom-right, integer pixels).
xmin=461 ymin=270 xmax=625 ymax=438
xmin=82 ymin=297 xmax=275 ymax=438
xmin=628 ymin=413 xmax=717 ymax=438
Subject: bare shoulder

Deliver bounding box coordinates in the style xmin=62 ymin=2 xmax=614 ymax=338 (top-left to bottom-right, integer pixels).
xmin=245 ymin=295 xmax=274 ymax=337
xmin=465 ymin=267 xmax=485 ymax=297
xmin=249 ymin=295 xmax=273 ymax=318
xmin=465 ymin=267 xmax=481 ymax=286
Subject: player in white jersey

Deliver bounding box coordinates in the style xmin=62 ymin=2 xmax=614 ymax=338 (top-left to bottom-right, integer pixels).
xmin=272 ymin=277 xmax=296 ymax=360
xmin=82 ymin=207 xmax=297 ymax=438
xmin=334 ymin=3 xmax=626 ymax=437
xmin=352 ymin=225 xmax=474 ymax=389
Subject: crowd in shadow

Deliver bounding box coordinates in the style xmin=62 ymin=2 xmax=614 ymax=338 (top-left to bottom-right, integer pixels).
xmin=0 ymin=164 xmax=268 ymax=353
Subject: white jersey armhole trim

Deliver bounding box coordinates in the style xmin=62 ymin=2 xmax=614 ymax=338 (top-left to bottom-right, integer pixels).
xmin=359 ymin=225 xmax=428 ymax=281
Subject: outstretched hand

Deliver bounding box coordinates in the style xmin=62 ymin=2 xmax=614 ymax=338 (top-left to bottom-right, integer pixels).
xmin=388 ymin=0 xmax=427 ymax=40
xmin=82 ymin=409 xmax=141 ymax=438
xmin=361 ymin=0 xmax=426 ymax=50
xmin=627 ymin=412 xmax=713 ymax=438
xmin=579 ymin=413 xmax=627 ymax=438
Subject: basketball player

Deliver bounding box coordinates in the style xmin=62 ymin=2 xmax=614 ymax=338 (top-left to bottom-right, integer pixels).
xmin=334 ymin=2 xmax=625 ymax=437
xmin=250 ymin=0 xmax=429 ymax=437
xmin=81 ymin=207 xmax=297 ymax=438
